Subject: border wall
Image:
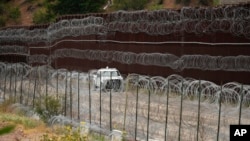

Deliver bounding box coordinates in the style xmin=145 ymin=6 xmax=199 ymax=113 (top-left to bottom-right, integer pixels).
xmin=0 ymin=3 xmax=250 ymax=84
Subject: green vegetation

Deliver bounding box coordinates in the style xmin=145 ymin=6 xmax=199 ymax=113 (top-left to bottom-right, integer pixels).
xmin=199 ymin=0 xmax=212 ymax=6
xmin=0 ymin=99 xmax=43 ymax=129
xmin=175 ymin=0 xmax=191 ymax=5
xmin=213 ymin=0 xmax=220 ymax=6
xmin=0 ymin=16 xmax=6 ymax=27
xmin=0 ymin=125 xmax=16 ymax=136
xmin=0 ymin=0 xmax=222 ymax=26
xmin=8 ymin=7 xmax=21 ymax=22
xmin=148 ymin=4 xmax=164 ymax=11
xmin=35 ymin=95 xmax=62 ymax=124
xmin=0 ymin=1 xmax=21 ymax=27
xmin=33 ymin=8 xmax=53 ymax=24
xmin=113 ymin=0 xmax=148 ymax=10
xmin=50 ymin=0 xmax=106 ymax=15
xmin=0 ymin=112 xmax=42 ymax=129
xmin=32 ymin=0 xmax=106 ymax=24
xmin=41 ymin=125 xmax=108 ymax=141
xmin=147 ymin=0 xmax=164 ymax=11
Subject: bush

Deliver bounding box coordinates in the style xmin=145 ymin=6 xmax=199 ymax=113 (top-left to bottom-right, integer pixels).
xmin=175 ymin=0 xmax=182 ymax=4
xmin=35 ymin=95 xmax=62 ymax=124
xmin=50 ymin=0 xmax=106 ymax=15
xmin=113 ymin=0 xmax=148 ymax=10
xmin=199 ymin=0 xmax=210 ymax=6
xmin=175 ymin=0 xmax=191 ymax=5
xmin=183 ymin=0 xmax=191 ymax=6
xmin=33 ymin=8 xmax=54 ymax=24
xmin=0 ymin=3 xmax=5 ymax=14
xmin=148 ymin=4 xmax=163 ymax=11
xmin=8 ymin=7 xmax=21 ymax=22
xmin=0 ymin=16 xmax=5 ymax=27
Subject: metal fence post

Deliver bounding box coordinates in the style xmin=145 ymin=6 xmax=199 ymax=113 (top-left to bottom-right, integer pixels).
xmin=178 ymin=79 xmax=184 ymax=141
xmin=26 ymin=72 xmax=31 ymax=106
xmin=146 ymin=78 xmax=151 ymax=141
xmin=9 ymin=64 xmax=13 ymax=100
xmin=70 ymin=71 xmax=73 ymax=120
xmin=3 ymin=65 xmax=7 ymax=100
xmin=14 ymin=63 xmax=17 ymax=102
xmin=45 ymin=65 xmax=48 ymax=110
xmin=196 ymin=80 xmax=201 ymax=141
xmin=238 ymin=84 xmax=244 ymax=125
xmin=88 ymin=71 xmax=91 ymax=124
xmin=64 ymin=71 xmax=68 ymax=117
xmin=110 ymin=72 xmax=112 ymax=131
xmin=123 ymin=87 xmax=128 ymax=131
xmin=78 ymin=71 xmax=80 ymax=121
xmin=20 ymin=64 xmax=24 ymax=104
xmin=164 ymin=79 xmax=169 ymax=141
xmin=216 ymin=84 xmax=222 ymax=141
xmin=99 ymin=72 xmax=102 ymax=129
xmin=56 ymin=69 xmax=59 ymax=99
xmin=32 ymin=67 xmax=37 ymax=107
xmin=135 ymin=75 xmax=139 ymax=140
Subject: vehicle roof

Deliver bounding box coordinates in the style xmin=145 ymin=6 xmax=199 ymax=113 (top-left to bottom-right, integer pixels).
xmin=98 ymin=67 xmax=118 ymax=72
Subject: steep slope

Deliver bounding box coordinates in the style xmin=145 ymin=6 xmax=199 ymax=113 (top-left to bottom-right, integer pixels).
xmin=6 ymin=0 xmax=250 ymax=26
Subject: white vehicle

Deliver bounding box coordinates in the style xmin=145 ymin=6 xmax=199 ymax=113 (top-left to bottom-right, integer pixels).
xmin=92 ymin=67 xmax=123 ymax=91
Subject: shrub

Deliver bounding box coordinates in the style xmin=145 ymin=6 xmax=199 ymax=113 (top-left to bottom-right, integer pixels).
xmin=33 ymin=8 xmax=54 ymax=24
xmin=175 ymin=0 xmax=182 ymax=4
xmin=35 ymin=95 xmax=62 ymax=124
xmin=113 ymin=0 xmax=148 ymax=10
xmin=148 ymin=4 xmax=163 ymax=11
xmin=50 ymin=0 xmax=106 ymax=15
xmin=199 ymin=0 xmax=210 ymax=6
xmin=213 ymin=0 xmax=219 ymax=6
xmin=183 ymin=0 xmax=191 ymax=6
xmin=0 ymin=3 xmax=5 ymax=14
xmin=8 ymin=7 xmax=21 ymax=22
xmin=175 ymin=0 xmax=191 ymax=5
xmin=0 ymin=16 xmax=5 ymax=27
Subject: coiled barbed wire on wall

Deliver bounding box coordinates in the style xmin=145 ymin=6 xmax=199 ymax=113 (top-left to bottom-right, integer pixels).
xmin=0 ymin=5 xmax=249 ymax=45
xmin=1 ymin=62 xmax=250 ymax=106
xmin=1 ymin=62 xmax=250 ymax=140
xmin=48 ymin=49 xmax=250 ymax=72
xmin=0 ymin=45 xmax=29 ymax=56
xmin=28 ymin=54 xmax=49 ymax=64
xmin=2 ymin=46 xmax=250 ymax=72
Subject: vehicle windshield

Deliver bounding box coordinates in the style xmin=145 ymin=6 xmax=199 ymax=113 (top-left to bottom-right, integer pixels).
xmin=101 ymin=71 xmax=120 ymax=77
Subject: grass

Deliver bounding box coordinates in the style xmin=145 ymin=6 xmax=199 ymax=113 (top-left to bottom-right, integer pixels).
xmin=0 ymin=98 xmax=46 ymax=140
xmin=0 ymin=125 xmax=16 ymax=135
xmin=0 ymin=98 xmax=109 ymax=141
xmin=0 ymin=112 xmax=43 ymax=129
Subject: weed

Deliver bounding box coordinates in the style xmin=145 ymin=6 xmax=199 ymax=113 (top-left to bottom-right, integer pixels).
xmin=0 ymin=112 xmax=42 ymax=129
xmin=41 ymin=125 xmax=108 ymax=141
